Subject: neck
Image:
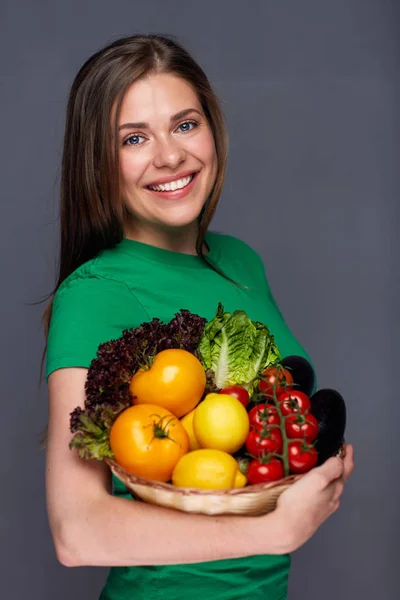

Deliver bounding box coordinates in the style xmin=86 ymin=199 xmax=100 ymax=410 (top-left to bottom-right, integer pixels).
xmin=124 ymin=221 xmax=204 ymax=255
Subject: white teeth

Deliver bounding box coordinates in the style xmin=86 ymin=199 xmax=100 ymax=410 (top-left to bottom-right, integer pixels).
xmin=148 ymin=174 xmax=194 ymax=192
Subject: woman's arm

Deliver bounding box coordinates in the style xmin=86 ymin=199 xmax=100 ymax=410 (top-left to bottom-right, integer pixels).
xmin=46 ymin=368 xmax=354 ymax=568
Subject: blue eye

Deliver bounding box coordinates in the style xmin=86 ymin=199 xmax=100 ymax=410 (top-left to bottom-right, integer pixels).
xmin=124 ymin=134 xmax=145 ymax=146
xmin=122 ymin=120 xmax=199 ymax=147
xmin=177 ymin=120 xmax=198 ymax=133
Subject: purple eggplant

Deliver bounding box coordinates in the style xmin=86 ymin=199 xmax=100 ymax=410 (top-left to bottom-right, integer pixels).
xmin=310 ymin=388 xmax=346 ymax=465
xmin=280 ymin=355 xmax=316 ymax=397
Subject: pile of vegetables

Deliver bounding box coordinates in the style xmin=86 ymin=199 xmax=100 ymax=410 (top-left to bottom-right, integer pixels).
xmin=70 ymin=303 xmax=346 ymax=491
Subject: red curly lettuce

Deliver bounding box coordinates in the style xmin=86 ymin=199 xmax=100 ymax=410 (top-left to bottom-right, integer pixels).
xmin=70 ymin=309 xmax=207 ymax=460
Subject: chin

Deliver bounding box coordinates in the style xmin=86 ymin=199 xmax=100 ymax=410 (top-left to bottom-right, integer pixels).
xmin=156 ymin=204 xmax=205 ymax=229
xmin=159 ymin=216 xmax=200 ymax=231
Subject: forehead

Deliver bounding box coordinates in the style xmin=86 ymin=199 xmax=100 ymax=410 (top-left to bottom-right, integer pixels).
xmin=118 ymin=73 xmax=202 ymax=122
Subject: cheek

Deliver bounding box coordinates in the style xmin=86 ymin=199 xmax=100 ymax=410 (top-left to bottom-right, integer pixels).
xmin=119 ymin=151 xmax=147 ymax=187
xmin=203 ymin=134 xmax=218 ymax=186
xmin=194 ymin=130 xmax=217 ymax=166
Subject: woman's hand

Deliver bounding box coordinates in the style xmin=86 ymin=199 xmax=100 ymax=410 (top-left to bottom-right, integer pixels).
xmin=274 ymin=443 xmax=355 ymax=553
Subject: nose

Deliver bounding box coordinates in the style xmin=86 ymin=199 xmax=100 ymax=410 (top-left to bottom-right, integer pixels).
xmin=153 ymin=135 xmax=186 ymax=170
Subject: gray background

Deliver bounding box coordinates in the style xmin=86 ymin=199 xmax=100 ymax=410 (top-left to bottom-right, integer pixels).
xmin=1 ymin=0 xmax=398 ymax=598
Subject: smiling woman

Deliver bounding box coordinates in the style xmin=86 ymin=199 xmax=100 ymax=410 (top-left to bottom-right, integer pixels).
xmin=43 ymin=33 xmax=353 ymax=600
xmin=117 ymin=74 xmax=218 ymax=243
xmin=39 ymin=34 xmax=228 ymax=300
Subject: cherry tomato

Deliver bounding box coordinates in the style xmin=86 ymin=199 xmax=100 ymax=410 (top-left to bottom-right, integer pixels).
xmin=285 ymin=413 xmax=319 ymax=443
xmin=247 ymin=457 xmax=285 ymax=484
xmin=248 ymin=404 xmax=281 ymax=432
xmin=277 ymin=390 xmax=311 ymax=416
xmin=245 ymin=427 xmax=283 ymax=457
xmin=220 ymin=385 xmax=250 ymax=408
xmin=288 ymin=441 xmax=318 ymax=473
xmin=259 ymin=366 xmax=294 ymax=398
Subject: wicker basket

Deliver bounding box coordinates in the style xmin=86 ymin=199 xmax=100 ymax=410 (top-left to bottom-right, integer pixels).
xmin=105 ymin=443 xmax=345 ymax=516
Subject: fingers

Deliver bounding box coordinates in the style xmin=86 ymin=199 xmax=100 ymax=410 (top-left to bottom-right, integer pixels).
xmin=332 ymin=478 xmax=344 ymax=503
xmin=342 ymin=444 xmax=355 ymax=483
xmin=315 ymin=455 xmax=344 ymax=486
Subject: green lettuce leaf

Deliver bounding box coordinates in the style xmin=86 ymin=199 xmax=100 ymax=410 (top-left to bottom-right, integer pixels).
xmin=69 ymin=402 xmax=127 ymax=460
xmin=198 ymin=303 xmax=281 ymax=393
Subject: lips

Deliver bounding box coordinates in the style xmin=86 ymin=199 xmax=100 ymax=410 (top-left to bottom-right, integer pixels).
xmin=146 ymin=173 xmax=194 ymax=193
xmin=145 ymin=170 xmax=198 ymax=189
xmin=144 ymin=171 xmax=199 ymax=200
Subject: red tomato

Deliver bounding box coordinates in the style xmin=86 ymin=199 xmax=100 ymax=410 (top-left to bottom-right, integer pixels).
xmin=245 ymin=427 xmax=283 ymax=457
xmin=247 ymin=457 xmax=285 ymax=484
xmin=288 ymin=441 xmax=318 ymax=473
xmin=277 ymin=390 xmax=311 ymax=416
xmin=248 ymin=404 xmax=281 ymax=432
xmin=259 ymin=366 xmax=293 ymax=398
xmin=285 ymin=413 xmax=319 ymax=443
xmin=220 ymin=385 xmax=249 ymax=408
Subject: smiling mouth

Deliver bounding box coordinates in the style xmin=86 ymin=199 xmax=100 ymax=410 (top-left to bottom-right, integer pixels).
xmin=145 ymin=172 xmax=197 ymax=192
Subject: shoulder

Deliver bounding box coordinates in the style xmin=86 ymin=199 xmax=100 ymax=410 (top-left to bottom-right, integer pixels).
xmin=51 ymin=255 xmax=148 ymax=334
xmin=47 ymin=255 xmax=149 ymax=379
xmin=55 ymin=250 xmax=133 ymax=300
xmin=207 ymin=231 xmax=264 ymax=268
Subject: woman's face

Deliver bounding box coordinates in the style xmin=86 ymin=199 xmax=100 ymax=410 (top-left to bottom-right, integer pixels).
xmin=117 ymin=72 xmax=218 ymax=235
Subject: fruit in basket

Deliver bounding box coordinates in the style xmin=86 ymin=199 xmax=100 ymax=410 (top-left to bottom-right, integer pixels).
xmin=245 ymin=385 xmax=321 ymax=478
xmin=288 ymin=441 xmax=318 ymax=473
xmin=109 ymin=404 xmax=189 ymax=481
xmin=309 ymin=389 xmax=346 ymax=465
xmin=130 ymin=349 xmax=206 ymax=418
xmin=180 ymin=409 xmax=201 ymax=451
xmin=248 ymin=403 xmax=281 ymax=432
xmin=245 ymin=427 xmax=283 ymax=457
xmin=259 ymin=365 xmax=294 ymax=397
xmin=172 ymin=449 xmax=247 ymax=489
xmin=285 ymin=412 xmax=319 ymax=443
xmin=193 ymin=393 xmax=250 ymax=454
xmin=247 ymin=457 xmax=285 ymax=484
xmin=219 ymin=385 xmax=250 ymax=408
xmin=275 ymin=390 xmax=311 ymax=416
xmin=69 ymin=303 xmax=346 ymax=504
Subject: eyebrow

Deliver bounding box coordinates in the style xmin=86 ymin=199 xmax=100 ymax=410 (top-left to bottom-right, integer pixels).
xmin=118 ymin=108 xmax=203 ymax=131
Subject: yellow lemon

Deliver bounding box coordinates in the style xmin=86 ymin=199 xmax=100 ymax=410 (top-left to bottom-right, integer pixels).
xmin=180 ymin=409 xmax=201 ymax=451
xmin=172 ymin=449 xmax=247 ymax=490
xmin=193 ymin=393 xmax=250 ymax=454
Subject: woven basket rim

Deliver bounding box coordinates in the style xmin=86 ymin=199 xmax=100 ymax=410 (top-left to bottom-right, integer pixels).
xmin=105 ymin=441 xmax=345 ymax=497
xmin=105 ymin=458 xmax=302 ymax=496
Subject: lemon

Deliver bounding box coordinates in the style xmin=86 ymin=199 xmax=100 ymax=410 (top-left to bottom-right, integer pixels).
xmin=172 ymin=449 xmax=247 ymax=490
xmin=180 ymin=409 xmax=201 ymax=451
xmin=193 ymin=393 xmax=250 ymax=454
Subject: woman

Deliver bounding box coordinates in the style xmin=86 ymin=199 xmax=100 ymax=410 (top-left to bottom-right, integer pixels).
xmin=44 ymin=34 xmax=354 ymax=600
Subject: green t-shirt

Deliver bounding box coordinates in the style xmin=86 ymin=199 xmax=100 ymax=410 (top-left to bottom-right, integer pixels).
xmin=47 ymin=231 xmax=314 ymax=600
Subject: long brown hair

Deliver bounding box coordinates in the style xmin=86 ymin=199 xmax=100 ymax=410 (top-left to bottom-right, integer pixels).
xmin=40 ymin=34 xmax=229 ymax=446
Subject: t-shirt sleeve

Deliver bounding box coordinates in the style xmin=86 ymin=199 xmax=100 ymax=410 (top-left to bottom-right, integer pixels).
xmin=46 ymin=274 xmax=150 ymax=379
xmin=233 ymin=236 xmax=288 ymax=322
xmin=251 ymin=248 xmax=318 ymax=392
xmin=262 ymin=269 xmax=287 ymax=323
